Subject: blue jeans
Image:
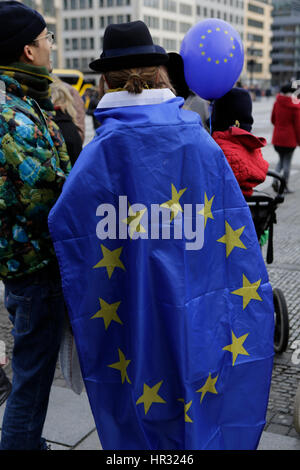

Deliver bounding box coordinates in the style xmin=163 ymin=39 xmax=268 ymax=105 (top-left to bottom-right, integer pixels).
xmin=0 ymin=269 xmax=65 ymax=450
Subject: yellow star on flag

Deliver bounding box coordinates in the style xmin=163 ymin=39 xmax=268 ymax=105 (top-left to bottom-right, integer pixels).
xmin=178 ymin=398 xmax=193 ymax=423
xmin=108 ymin=348 xmax=131 ymax=384
xmin=122 ymin=202 xmax=147 ymax=239
xmin=196 ymin=373 xmax=219 ymax=404
xmin=223 ymin=331 xmax=250 ymax=366
xmin=90 ymin=298 xmax=123 ymax=330
xmin=93 ymin=244 xmax=125 ymax=279
xmin=198 ymin=193 xmax=215 ymax=228
xmin=231 ymin=274 xmax=262 ymax=310
xmin=217 ymin=221 xmax=247 ymax=257
xmin=136 ymin=380 xmax=166 ymax=415
xmin=160 ymin=183 xmax=187 ymax=222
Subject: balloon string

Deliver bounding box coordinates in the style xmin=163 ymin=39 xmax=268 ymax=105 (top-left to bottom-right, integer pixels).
xmin=209 ymin=100 xmax=214 ymax=135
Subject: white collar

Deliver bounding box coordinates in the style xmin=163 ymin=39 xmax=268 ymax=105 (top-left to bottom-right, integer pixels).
xmin=97 ymin=88 xmax=176 ymax=109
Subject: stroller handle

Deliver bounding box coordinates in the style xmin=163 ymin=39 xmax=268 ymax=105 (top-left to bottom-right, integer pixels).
xmin=267 ymin=170 xmax=286 ymax=197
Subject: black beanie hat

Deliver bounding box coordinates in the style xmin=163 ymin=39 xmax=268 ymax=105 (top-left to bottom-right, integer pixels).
xmin=0 ymin=1 xmax=46 ymax=63
xmin=211 ymin=87 xmax=254 ymax=133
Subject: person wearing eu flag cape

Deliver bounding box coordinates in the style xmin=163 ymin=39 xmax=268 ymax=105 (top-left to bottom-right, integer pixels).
xmin=48 ymin=21 xmax=274 ymax=450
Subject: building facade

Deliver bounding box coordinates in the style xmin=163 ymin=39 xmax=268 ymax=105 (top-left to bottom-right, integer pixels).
xmin=271 ymin=0 xmax=300 ymax=87
xmin=61 ymin=0 xmax=275 ymax=87
xmin=195 ymin=0 xmax=245 ymax=40
xmin=61 ymin=0 xmax=196 ymax=76
xmin=9 ymin=0 xmax=64 ymax=68
xmin=244 ymin=0 xmax=272 ymax=87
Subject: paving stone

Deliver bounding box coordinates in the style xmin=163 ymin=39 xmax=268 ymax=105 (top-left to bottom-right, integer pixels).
xmin=266 ymin=424 xmax=290 ymax=436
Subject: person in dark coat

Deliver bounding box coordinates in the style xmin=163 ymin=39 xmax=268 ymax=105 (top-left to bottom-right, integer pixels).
xmin=51 ymin=76 xmax=83 ymax=166
xmin=86 ymin=87 xmax=101 ymax=131
xmin=271 ymin=83 xmax=300 ymax=193
xmin=211 ymin=87 xmax=269 ymax=197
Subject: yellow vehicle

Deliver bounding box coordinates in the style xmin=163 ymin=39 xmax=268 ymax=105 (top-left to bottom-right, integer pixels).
xmin=52 ymin=69 xmax=93 ymax=97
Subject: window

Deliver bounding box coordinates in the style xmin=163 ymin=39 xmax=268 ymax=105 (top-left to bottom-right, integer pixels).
xmin=247 ymin=61 xmax=262 ymax=73
xmin=79 ymin=0 xmax=86 ymax=7
xmin=89 ymin=17 xmax=94 ymax=28
xmin=42 ymin=0 xmax=55 ymax=16
xmin=80 ymin=17 xmax=86 ymax=29
xmin=117 ymin=15 xmax=124 ymax=23
xmin=180 ymin=22 xmax=191 ymax=33
xmin=99 ymin=16 xmax=105 ymax=28
xmin=64 ymin=18 xmax=69 ymax=30
xmin=163 ymin=19 xmax=176 ymax=32
xmin=72 ymin=38 xmax=78 ymax=49
xmin=64 ymin=38 xmax=70 ymax=51
xmin=247 ymin=47 xmax=263 ymax=57
xmin=248 ymin=18 xmax=264 ymax=29
xmin=81 ymin=57 xmax=88 ymax=70
xmin=71 ymin=18 xmax=78 ymax=30
xmin=81 ymin=37 xmax=87 ymax=49
xmin=247 ymin=33 xmax=263 ymax=43
xmin=248 ymin=3 xmax=264 ymax=14
xmin=162 ymin=38 xmax=177 ymax=50
xmin=163 ymin=0 xmax=176 ymax=12
xmin=144 ymin=0 xmax=159 ymax=7
xmin=180 ymin=3 xmax=192 ymax=15
xmin=144 ymin=15 xmax=159 ymax=29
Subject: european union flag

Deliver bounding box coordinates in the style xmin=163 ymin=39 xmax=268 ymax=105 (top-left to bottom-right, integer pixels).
xmin=48 ymin=90 xmax=274 ymax=450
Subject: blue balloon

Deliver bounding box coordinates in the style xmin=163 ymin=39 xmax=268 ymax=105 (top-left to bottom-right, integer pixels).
xmin=180 ymin=19 xmax=244 ymax=101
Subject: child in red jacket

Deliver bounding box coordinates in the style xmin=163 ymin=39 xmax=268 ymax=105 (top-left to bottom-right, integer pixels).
xmin=211 ymin=87 xmax=269 ymax=197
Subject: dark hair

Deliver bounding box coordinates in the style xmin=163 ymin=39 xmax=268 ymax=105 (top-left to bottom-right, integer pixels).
xmin=280 ymin=83 xmax=297 ymax=94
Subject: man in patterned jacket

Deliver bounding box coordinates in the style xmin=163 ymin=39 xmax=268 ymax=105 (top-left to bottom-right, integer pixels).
xmin=0 ymin=1 xmax=72 ymax=450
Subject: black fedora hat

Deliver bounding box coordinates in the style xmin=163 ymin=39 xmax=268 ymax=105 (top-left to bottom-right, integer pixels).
xmin=89 ymin=21 xmax=168 ymax=72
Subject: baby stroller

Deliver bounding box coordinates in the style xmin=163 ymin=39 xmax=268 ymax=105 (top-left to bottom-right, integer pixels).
xmin=245 ymin=170 xmax=289 ymax=354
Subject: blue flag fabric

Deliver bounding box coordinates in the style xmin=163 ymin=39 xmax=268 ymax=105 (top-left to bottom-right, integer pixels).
xmin=48 ymin=91 xmax=274 ymax=450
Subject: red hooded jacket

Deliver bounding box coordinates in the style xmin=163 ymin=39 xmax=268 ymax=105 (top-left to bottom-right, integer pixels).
xmin=212 ymin=127 xmax=269 ymax=197
xmin=271 ymin=94 xmax=300 ymax=148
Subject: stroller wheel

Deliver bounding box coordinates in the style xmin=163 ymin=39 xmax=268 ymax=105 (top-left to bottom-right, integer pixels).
xmin=294 ymin=383 xmax=300 ymax=434
xmin=273 ymin=287 xmax=289 ymax=354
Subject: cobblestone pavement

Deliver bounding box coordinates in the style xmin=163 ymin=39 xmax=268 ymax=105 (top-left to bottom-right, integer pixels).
xmin=259 ymin=170 xmax=300 ymax=439
xmin=1 ymin=102 xmax=300 ymax=442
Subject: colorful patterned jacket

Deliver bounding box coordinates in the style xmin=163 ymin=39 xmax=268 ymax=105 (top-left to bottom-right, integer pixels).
xmin=0 ymin=74 xmax=71 ymax=280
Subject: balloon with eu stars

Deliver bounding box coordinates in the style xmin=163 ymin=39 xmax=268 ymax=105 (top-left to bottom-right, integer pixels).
xmin=180 ymin=19 xmax=244 ymax=101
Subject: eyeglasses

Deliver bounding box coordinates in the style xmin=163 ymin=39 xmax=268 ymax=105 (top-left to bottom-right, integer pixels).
xmin=32 ymin=31 xmax=55 ymax=45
